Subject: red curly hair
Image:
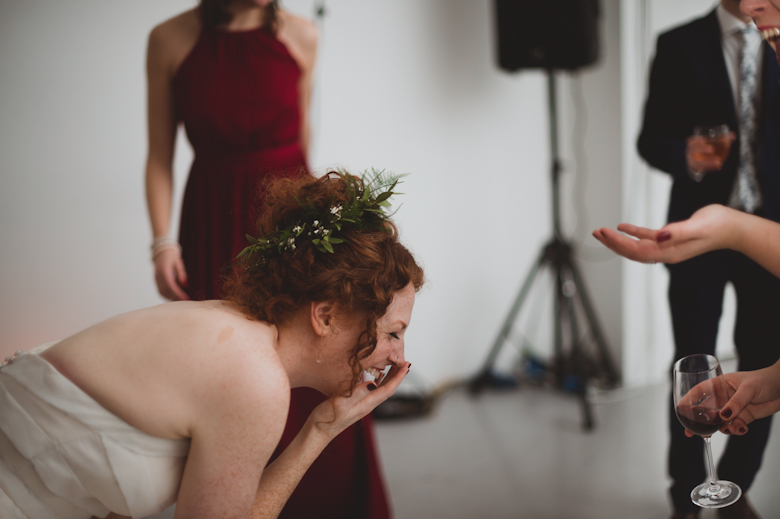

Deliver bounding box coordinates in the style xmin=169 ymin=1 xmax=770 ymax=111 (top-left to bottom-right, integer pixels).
xmin=223 ymin=171 xmax=425 ymax=387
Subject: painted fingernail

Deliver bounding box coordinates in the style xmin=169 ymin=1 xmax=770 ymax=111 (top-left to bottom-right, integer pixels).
xmin=368 ymin=383 xmax=377 ymax=392
xmin=739 ymin=427 xmax=747 ymax=434
xmin=721 ymin=408 xmax=732 ymax=418
xmin=658 ymin=231 xmax=671 ymax=242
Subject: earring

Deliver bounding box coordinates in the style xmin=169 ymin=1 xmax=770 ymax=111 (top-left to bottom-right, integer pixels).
xmin=316 ymin=337 xmax=324 ymax=364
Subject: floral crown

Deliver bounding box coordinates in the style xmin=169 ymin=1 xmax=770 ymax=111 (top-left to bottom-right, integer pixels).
xmin=237 ymin=169 xmax=404 ymax=267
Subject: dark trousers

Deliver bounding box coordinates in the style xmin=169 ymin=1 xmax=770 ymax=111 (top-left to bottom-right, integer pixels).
xmin=667 ymin=249 xmax=780 ymax=513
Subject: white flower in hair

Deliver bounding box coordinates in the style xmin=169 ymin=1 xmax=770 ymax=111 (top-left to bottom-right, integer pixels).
xmin=237 ymin=169 xmax=405 ymax=263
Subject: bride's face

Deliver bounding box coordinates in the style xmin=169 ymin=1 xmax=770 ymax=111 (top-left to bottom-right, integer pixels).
xmin=742 ymin=0 xmax=780 ymax=54
xmin=322 ymin=285 xmax=415 ymax=395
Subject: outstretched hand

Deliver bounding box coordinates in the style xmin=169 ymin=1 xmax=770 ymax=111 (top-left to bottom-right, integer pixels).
xmin=308 ymin=362 xmax=411 ymax=441
xmin=592 ymin=205 xmax=739 ymax=265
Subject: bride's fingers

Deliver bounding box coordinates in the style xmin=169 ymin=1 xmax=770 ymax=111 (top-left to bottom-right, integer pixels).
xmin=357 ymin=363 xmax=409 ymax=405
xmin=378 ymin=364 xmax=402 ymax=388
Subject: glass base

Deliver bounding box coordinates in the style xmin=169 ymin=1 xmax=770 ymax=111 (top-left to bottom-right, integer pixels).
xmin=691 ymin=480 xmax=742 ymax=509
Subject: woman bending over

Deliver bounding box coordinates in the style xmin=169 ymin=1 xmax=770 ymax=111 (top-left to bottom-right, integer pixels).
xmin=0 ymin=171 xmax=423 ymax=519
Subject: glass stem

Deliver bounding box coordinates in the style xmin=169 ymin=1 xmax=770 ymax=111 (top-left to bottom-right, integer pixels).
xmin=704 ymin=436 xmax=721 ymax=492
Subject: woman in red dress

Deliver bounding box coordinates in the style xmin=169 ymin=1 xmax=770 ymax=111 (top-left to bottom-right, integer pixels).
xmin=143 ymin=2 xmax=392 ymax=517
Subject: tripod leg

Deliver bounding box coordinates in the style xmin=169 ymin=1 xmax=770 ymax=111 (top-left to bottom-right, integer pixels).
xmin=553 ymin=264 xmax=566 ymax=362
xmin=470 ymin=247 xmax=547 ymax=394
xmin=567 ymin=257 xmax=620 ymax=385
xmin=562 ymin=279 xmax=594 ymax=431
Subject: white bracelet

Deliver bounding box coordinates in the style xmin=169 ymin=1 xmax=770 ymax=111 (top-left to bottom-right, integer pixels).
xmin=151 ymin=236 xmax=181 ymax=260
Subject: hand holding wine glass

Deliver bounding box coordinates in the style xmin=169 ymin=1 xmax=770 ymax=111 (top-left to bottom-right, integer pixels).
xmin=674 ymin=354 xmax=741 ymax=508
xmin=680 ymin=360 xmax=780 ymax=438
xmin=686 ymin=124 xmax=735 ymax=181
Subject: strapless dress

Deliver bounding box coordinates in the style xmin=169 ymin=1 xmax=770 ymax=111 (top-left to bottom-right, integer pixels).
xmin=0 ymin=343 xmax=190 ymax=519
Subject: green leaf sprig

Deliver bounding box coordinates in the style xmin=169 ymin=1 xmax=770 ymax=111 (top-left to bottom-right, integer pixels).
xmin=237 ymin=169 xmax=405 ymax=267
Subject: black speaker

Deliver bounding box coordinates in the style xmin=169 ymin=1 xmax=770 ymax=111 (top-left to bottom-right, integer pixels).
xmin=495 ymin=0 xmax=600 ymax=72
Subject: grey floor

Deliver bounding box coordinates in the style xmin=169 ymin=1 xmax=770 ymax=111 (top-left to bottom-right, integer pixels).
xmin=148 ymin=375 xmax=780 ymax=519
xmin=375 ymin=380 xmax=780 ymax=519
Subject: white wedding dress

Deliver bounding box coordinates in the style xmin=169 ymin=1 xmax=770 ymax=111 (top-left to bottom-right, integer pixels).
xmin=0 ymin=344 xmax=190 ymax=519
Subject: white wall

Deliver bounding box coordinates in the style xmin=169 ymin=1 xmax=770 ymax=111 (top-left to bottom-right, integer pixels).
xmin=0 ymin=0 xmax=551 ymax=390
xmin=0 ymin=1 xmax=194 ymax=350
xmin=0 ymin=1 xmax=737 ymax=391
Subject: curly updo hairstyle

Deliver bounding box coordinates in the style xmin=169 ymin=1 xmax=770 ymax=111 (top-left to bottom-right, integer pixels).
xmin=223 ymin=171 xmax=425 ymax=387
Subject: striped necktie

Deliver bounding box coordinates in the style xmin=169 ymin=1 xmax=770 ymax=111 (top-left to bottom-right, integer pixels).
xmin=736 ymin=26 xmax=762 ymax=213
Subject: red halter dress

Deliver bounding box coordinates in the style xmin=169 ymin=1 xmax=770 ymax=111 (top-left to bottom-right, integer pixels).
xmin=172 ymin=26 xmax=391 ymax=519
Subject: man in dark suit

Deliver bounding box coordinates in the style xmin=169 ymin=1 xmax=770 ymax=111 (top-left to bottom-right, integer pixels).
xmin=638 ymin=1 xmax=780 ymax=518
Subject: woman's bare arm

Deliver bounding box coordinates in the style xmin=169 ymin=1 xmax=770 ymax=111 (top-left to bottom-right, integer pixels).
xmin=276 ymin=12 xmax=317 ymax=158
xmin=592 ymin=204 xmax=780 ymax=278
xmin=144 ymin=13 xmax=199 ymax=300
xmin=173 ymin=346 xmax=289 ymax=519
xmin=250 ymin=363 xmax=410 ymax=518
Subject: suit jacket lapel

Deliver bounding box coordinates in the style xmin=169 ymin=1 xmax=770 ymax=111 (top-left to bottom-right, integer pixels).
xmin=689 ymin=10 xmax=738 ymax=127
xmin=762 ymin=41 xmax=779 ymax=120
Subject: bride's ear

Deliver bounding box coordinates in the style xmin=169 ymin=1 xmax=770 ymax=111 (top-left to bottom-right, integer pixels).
xmin=310 ymin=301 xmax=334 ymax=336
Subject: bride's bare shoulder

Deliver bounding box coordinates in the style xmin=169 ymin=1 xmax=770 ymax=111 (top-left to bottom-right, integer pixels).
xmin=162 ymin=301 xmax=280 ymax=360
xmin=182 ymin=301 xmax=287 ymax=386
xmin=182 ymin=303 xmax=290 ymax=431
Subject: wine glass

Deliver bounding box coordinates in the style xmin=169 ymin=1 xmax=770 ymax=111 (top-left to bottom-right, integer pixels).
xmin=692 ymin=124 xmax=732 ymax=162
xmin=673 ymin=354 xmax=741 ymax=508
xmin=689 ymin=124 xmax=732 ymax=181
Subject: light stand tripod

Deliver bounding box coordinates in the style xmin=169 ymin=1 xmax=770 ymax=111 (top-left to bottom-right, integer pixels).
xmin=469 ymin=70 xmax=619 ymax=431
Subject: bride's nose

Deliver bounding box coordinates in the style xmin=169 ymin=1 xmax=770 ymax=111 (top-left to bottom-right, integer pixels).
xmin=392 ymin=345 xmax=405 ymax=366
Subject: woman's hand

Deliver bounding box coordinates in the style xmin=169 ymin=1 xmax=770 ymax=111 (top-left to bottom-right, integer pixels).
xmin=308 ymin=362 xmax=411 ymax=441
xmin=592 ymin=204 xmax=741 ymax=265
xmin=678 ymin=363 xmax=780 ymax=438
xmin=153 ymin=249 xmax=190 ymax=301
xmin=713 ymin=363 xmax=780 ymax=436
xmin=685 ymin=132 xmax=735 ymax=179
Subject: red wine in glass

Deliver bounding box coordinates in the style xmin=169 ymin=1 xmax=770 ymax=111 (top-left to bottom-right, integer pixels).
xmin=673 ymin=354 xmax=741 ymax=509
xmin=675 ymin=404 xmax=724 ymax=437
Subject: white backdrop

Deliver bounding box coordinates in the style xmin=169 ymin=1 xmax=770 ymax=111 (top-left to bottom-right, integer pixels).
xmin=0 ymin=0 xmax=737 ymax=389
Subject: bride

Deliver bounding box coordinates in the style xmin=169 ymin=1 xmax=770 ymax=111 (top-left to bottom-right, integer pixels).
xmin=0 ymin=171 xmax=424 ymax=519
